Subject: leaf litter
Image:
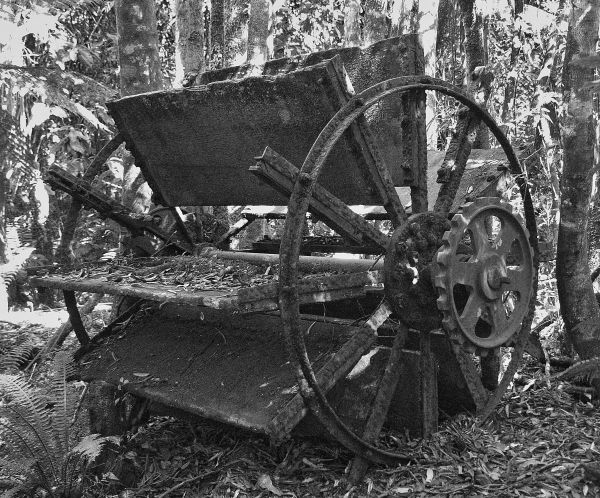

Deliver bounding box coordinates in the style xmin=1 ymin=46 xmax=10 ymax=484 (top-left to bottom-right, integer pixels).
xmin=83 ymin=360 xmax=600 ymax=497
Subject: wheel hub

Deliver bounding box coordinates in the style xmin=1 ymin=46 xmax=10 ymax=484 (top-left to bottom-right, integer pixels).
xmin=480 ymin=253 xmax=510 ymax=299
xmin=383 ymin=212 xmax=449 ymax=330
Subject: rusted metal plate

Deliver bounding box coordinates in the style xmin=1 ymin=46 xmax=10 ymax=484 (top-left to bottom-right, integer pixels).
xmin=79 ymin=307 xmax=359 ymax=437
xmin=108 ymin=36 xmax=424 ymax=207
xmin=108 ymin=59 xmax=368 ymax=206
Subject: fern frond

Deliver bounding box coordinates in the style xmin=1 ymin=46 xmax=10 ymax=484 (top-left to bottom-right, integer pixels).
xmin=49 ymin=351 xmax=77 ymax=453
xmin=0 ymin=340 xmax=37 ymax=373
xmin=0 ymin=485 xmax=27 ymax=498
xmin=0 ymin=419 xmax=53 ymax=489
xmin=0 ymin=456 xmax=35 ymax=478
xmin=70 ymin=434 xmax=118 ymax=463
xmin=554 ymin=356 xmax=600 ymax=382
xmin=0 ymin=375 xmax=60 ymax=479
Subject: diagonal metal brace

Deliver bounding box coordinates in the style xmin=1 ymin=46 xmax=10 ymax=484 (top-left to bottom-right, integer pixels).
xmin=251 ymin=147 xmax=389 ymax=251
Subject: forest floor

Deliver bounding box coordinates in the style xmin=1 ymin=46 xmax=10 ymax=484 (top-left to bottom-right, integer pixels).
xmin=1 ymin=306 xmax=600 ymax=498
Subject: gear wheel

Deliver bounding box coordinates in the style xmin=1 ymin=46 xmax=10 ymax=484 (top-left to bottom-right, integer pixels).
xmin=433 ymin=197 xmax=534 ymax=355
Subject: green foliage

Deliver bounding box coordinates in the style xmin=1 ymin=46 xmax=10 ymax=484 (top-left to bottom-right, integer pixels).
xmin=0 ymin=352 xmax=118 ymax=497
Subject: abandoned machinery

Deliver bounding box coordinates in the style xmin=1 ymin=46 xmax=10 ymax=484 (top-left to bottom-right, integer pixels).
xmin=32 ymin=39 xmax=538 ymax=472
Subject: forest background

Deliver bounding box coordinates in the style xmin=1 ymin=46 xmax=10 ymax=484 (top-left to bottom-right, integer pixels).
xmin=1 ymin=0 xmax=600 ymax=496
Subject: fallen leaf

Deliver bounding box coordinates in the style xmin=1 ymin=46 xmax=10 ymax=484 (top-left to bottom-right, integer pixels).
xmin=426 ymin=468 xmax=434 ymax=483
xmin=257 ymin=474 xmax=282 ymax=496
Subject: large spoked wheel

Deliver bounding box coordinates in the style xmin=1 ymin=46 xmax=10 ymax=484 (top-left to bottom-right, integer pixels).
xmin=278 ymin=76 xmax=539 ymax=464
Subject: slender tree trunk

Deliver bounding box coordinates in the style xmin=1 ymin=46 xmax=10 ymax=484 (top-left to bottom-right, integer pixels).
xmin=115 ymin=0 xmax=164 ymax=96
xmin=210 ymin=0 xmax=225 ymax=68
xmin=457 ymin=0 xmax=489 ymax=148
xmin=363 ymin=0 xmax=389 ymax=45
xmin=556 ymin=0 xmax=600 ymax=358
xmin=171 ymin=0 xmax=204 ymax=85
xmin=343 ymin=0 xmax=361 ymax=46
xmin=247 ymin=0 xmax=270 ymax=64
xmin=115 ymin=0 xmax=164 ymax=211
xmin=0 ymin=173 xmax=7 ymax=265
xmin=224 ymin=0 xmax=249 ymax=65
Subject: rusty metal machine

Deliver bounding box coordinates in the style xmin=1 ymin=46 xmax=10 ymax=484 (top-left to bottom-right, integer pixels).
xmin=31 ymin=35 xmax=537 ymax=475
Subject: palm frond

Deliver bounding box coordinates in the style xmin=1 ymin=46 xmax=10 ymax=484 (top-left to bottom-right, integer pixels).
xmin=0 ymin=65 xmax=117 ymax=131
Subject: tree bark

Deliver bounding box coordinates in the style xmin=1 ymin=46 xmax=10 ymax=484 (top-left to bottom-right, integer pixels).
xmin=363 ymin=0 xmax=389 ymax=45
xmin=343 ymin=0 xmax=361 ymax=46
xmin=247 ymin=0 xmax=270 ymax=64
xmin=210 ymin=0 xmax=225 ymax=68
xmin=457 ymin=0 xmax=489 ymax=148
xmin=171 ymin=0 xmax=205 ymax=85
xmin=115 ymin=0 xmax=164 ymax=96
xmin=557 ymin=0 xmax=600 ymax=358
xmin=224 ymin=0 xmax=249 ymax=65
xmin=115 ymin=0 xmax=164 ymax=211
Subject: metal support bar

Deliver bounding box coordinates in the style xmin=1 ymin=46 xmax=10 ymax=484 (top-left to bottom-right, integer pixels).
xmin=170 ymin=207 xmax=195 ymax=246
xmin=251 ymin=147 xmax=389 ymax=250
xmin=63 ymin=290 xmax=90 ymax=346
xmin=215 ymin=217 xmax=252 ymax=248
xmin=204 ymin=248 xmax=384 ymax=271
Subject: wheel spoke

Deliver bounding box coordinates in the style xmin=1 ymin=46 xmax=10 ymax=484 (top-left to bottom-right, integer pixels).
xmin=496 ymin=222 xmax=519 ymax=257
xmin=488 ymin=301 xmax=508 ymax=335
xmin=452 ymin=259 xmax=480 ymax=287
xmin=459 ymin=292 xmax=483 ymax=335
xmin=253 ymin=148 xmax=389 ymax=250
xmin=469 ymin=217 xmax=489 ymax=256
xmin=433 ymin=108 xmax=480 ymax=214
xmin=506 ymin=267 xmax=528 ymax=292
xmin=352 ymin=117 xmax=407 ymax=227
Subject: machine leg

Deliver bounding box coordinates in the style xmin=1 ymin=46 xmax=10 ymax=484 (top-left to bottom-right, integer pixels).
xmin=63 ymin=290 xmax=90 ymax=345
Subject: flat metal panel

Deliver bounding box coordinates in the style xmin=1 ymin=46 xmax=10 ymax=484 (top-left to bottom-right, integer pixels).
xmin=108 ymin=36 xmax=425 ymax=207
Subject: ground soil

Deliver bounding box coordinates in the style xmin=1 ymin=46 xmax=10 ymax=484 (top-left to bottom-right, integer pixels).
xmin=1 ymin=306 xmax=599 ymax=497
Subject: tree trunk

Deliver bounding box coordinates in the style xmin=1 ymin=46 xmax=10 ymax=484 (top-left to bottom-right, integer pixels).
xmin=115 ymin=0 xmax=164 ymax=211
xmin=247 ymin=0 xmax=270 ymax=64
xmin=343 ymin=0 xmax=361 ymax=46
xmin=363 ymin=0 xmax=389 ymax=45
xmin=556 ymin=0 xmax=600 ymax=358
xmin=210 ymin=0 xmax=225 ymax=68
xmin=171 ymin=0 xmax=205 ymax=85
xmin=457 ymin=0 xmax=489 ymax=148
xmin=224 ymin=0 xmax=249 ymax=65
xmin=115 ymin=0 xmax=164 ymax=97
xmin=0 ymin=173 xmax=7 ymax=265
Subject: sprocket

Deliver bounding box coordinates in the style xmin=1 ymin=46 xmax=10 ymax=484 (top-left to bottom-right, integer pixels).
xmin=433 ymin=197 xmax=534 ymax=355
